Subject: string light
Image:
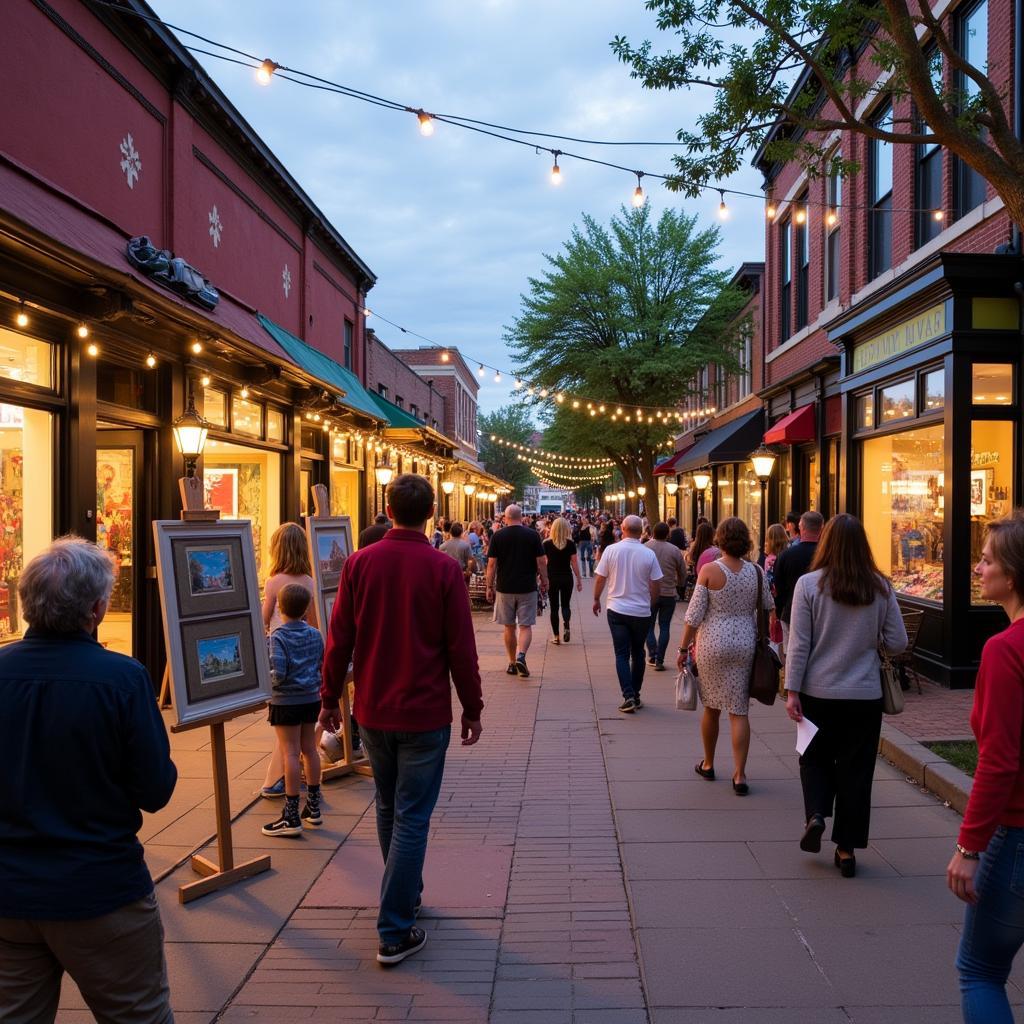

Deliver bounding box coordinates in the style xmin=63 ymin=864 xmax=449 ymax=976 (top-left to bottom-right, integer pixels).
xmin=200 ymin=374 xmax=212 ymax=387
xmin=86 ymin=342 xmax=99 ymax=357
xmin=794 ymin=206 xmax=807 ymax=225
xmin=145 ymin=352 xmax=157 ymax=368
xmin=766 ymin=199 xmax=777 ymax=220
xmin=717 ymin=190 xmax=728 ymax=220
xmin=191 ymin=340 xmax=203 ymax=354
xmin=478 ymin=364 xmax=486 ymax=378
xmin=240 ymin=386 xmax=250 ymax=399
xmin=15 ymin=302 xmax=28 ymax=329
xmin=550 ymin=151 xmax=562 ymax=185
xmin=440 ymin=350 xmax=450 ymax=362
xmin=363 ymin=307 xmax=372 ymax=318
xmin=416 ymin=110 xmax=435 ymax=136
xmin=494 ymin=370 xmax=502 ymax=383
xmin=76 ymin=323 xmax=89 ymax=339
xmin=513 ymin=378 xmax=522 ymax=390
xmin=826 ymin=209 xmax=838 ymax=226
xmin=933 ymin=209 xmax=945 ymax=221
xmin=632 ymin=172 xmax=645 ymax=208
xmin=256 ymin=58 xmax=278 ymax=85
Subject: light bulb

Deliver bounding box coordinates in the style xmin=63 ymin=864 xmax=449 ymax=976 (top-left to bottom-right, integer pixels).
xmin=200 ymin=374 xmax=211 ymax=387
xmin=191 ymin=340 xmax=203 ymax=354
xmin=933 ymin=209 xmax=945 ymax=222
xmin=478 ymin=364 xmax=485 ymax=378
xmin=145 ymin=352 xmax=157 ymax=368
xmin=322 ymin=421 xmax=330 ymax=432
xmin=256 ymin=59 xmax=277 ymax=86
xmin=826 ymin=210 xmax=838 ymax=227
xmin=363 ymin=307 xmax=372 ymax=318
xmin=632 ymin=185 xmax=645 ymax=208
xmin=718 ymin=191 xmax=729 ymax=220
xmin=440 ymin=349 xmax=450 ymax=362
xmin=766 ymin=202 xmax=777 ymax=220
xmin=494 ymin=371 xmax=501 ymax=383
xmin=86 ymin=342 xmax=99 ymax=357
xmin=76 ymin=323 xmax=89 ymax=339
xmin=550 ymin=154 xmax=562 ymax=185
xmin=527 ymin=386 xmax=535 ymax=396
xmin=417 ymin=111 xmax=434 ymax=136
xmin=795 ymin=207 xmax=807 ymax=225
xmin=556 ymin=393 xmax=565 ymax=403
xmin=539 ymin=388 xmax=549 ymax=398
xmin=572 ymin=400 xmax=580 ymax=409
xmin=15 ymin=302 xmax=28 ymax=329
xmin=240 ymin=386 xmax=250 ymax=399
xmin=513 ymin=378 xmax=522 ymax=390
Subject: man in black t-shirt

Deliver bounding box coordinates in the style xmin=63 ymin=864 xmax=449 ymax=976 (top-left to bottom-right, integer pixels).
xmin=485 ymin=504 xmax=548 ymax=678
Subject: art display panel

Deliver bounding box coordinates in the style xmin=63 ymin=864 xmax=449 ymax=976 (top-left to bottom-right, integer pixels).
xmin=305 ymin=515 xmax=353 ymax=636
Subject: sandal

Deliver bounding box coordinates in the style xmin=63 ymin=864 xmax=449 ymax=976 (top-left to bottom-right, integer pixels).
xmin=694 ymin=761 xmax=715 ymax=781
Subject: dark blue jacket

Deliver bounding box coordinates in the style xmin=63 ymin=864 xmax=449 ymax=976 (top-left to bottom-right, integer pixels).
xmin=0 ymin=629 xmax=177 ymax=919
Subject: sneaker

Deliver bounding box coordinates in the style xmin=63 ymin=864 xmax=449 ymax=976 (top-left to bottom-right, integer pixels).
xmin=634 ymin=696 xmax=644 ymax=709
xmin=260 ymin=778 xmax=285 ymax=799
xmin=506 ymin=663 xmax=518 ymax=675
xmin=301 ymin=795 xmax=323 ymax=829
xmin=653 ymin=662 xmax=666 ymax=672
xmin=515 ymin=655 xmax=530 ymax=678
xmin=262 ymin=813 xmax=302 ymax=837
xmin=377 ymin=926 xmax=427 ymax=966
xmin=563 ymin=627 xmax=570 ymax=643
xmin=618 ymin=697 xmax=637 ymax=714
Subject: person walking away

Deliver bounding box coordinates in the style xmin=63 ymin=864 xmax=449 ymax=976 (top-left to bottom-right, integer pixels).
xmin=682 ymin=520 xmax=715 ymax=600
xmin=762 ymin=522 xmax=790 ymax=650
xmin=645 ymin=522 xmax=686 ymax=671
xmin=485 ymin=504 xmax=548 ymax=677
xmin=784 ymin=513 xmax=906 ymax=876
xmin=320 ymin=474 xmax=483 ymax=966
xmin=0 ymin=538 xmax=177 ymax=1023
xmin=677 ymin=517 xmax=772 ymax=795
xmin=772 ymin=511 xmax=823 ymax=655
xmin=668 ymin=517 xmax=689 ymax=553
xmin=784 ymin=512 xmax=801 ymax=546
xmin=577 ymin=521 xmax=595 ymax=578
xmin=948 ymin=511 xmax=1024 ymax=1022
xmin=359 ymin=513 xmax=392 ymax=549
xmin=261 ymin=523 xmax=319 ymax=798
xmin=262 ymin=584 xmax=326 ymax=837
xmin=543 ymin=517 xmax=582 ymax=644
xmin=440 ymin=522 xmax=478 ymax=585
xmin=593 ymin=515 xmax=663 ymax=714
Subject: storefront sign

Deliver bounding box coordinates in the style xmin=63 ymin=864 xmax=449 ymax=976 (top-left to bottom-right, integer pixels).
xmin=852 ymin=304 xmax=946 ymax=374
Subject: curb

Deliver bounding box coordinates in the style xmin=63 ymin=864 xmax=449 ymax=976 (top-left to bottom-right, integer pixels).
xmin=878 ymin=723 xmax=973 ymax=815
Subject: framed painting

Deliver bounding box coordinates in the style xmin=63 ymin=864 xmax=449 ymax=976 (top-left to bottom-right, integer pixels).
xmin=306 ymin=516 xmax=353 ymax=636
xmin=203 ymin=467 xmax=238 ymax=518
xmin=153 ymin=519 xmax=271 ymax=729
xmin=970 ymin=469 xmax=991 ymax=517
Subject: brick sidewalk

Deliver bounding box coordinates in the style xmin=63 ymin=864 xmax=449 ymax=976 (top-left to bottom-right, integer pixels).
xmin=891 ymin=678 xmax=975 ymax=741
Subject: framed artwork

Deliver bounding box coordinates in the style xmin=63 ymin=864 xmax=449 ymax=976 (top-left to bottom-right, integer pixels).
xmin=203 ymin=468 xmax=238 ymax=518
xmin=153 ymin=519 xmax=271 ymax=729
xmin=970 ymin=469 xmax=990 ymax=517
xmin=306 ymin=516 xmax=353 ymax=636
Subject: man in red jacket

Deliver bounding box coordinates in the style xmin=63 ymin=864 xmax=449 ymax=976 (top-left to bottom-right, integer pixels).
xmin=320 ymin=474 xmax=483 ymax=966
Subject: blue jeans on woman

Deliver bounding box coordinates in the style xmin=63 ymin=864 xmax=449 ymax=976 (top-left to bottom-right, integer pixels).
xmin=358 ymin=725 xmax=451 ymax=944
xmin=577 ymin=541 xmax=593 ymax=576
xmin=646 ymin=595 xmax=677 ymax=667
xmin=957 ymin=825 xmax=1024 ymax=1022
xmin=607 ymin=608 xmax=653 ymax=700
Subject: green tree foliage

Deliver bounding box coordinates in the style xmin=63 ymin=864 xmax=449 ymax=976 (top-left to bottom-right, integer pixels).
xmin=506 ymin=204 xmax=746 ymax=502
xmin=612 ymin=1 xmax=1024 ymax=227
xmin=478 ymin=404 xmax=536 ymax=495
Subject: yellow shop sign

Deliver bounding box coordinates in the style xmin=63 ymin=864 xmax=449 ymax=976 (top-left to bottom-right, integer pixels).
xmin=852 ymin=303 xmax=946 ymax=373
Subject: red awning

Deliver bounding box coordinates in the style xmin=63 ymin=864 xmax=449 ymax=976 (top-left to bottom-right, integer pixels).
xmin=654 ymin=442 xmax=695 ymax=475
xmin=764 ymin=404 xmax=816 ymax=445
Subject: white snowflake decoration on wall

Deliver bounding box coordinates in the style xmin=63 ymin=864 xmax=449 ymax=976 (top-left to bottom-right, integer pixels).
xmin=208 ymin=205 xmax=223 ymax=248
xmin=282 ymin=264 xmax=292 ymax=298
xmin=119 ymin=133 xmax=142 ymax=190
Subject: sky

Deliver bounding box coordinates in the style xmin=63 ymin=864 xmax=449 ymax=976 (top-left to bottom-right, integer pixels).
xmin=150 ymin=0 xmax=766 ymax=415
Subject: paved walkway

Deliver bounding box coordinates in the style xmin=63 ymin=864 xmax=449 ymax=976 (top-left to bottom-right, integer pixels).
xmin=58 ymin=580 xmax=1018 ymax=1022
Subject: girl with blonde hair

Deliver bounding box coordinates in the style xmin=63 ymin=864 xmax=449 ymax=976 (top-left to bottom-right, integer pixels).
xmin=543 ymin=517 xmax=582 ymax=644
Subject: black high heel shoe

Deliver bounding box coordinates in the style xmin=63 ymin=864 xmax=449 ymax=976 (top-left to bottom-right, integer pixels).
xmin=834 ymin=850 xmax=856 ymax=878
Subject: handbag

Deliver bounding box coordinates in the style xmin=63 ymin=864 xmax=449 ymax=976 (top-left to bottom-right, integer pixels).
xmin=675 ymin=654 xmax=698 ymax=711
xmin=879 ymin=641 xmax=904 ymax=715
xmin=748 ymin=563 xmax=782 ymax=706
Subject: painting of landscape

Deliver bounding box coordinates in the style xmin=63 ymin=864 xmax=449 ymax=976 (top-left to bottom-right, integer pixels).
xmin=197 ymin=633 xmax=244 ymax=685
xmin=187 ymin=547 xmax=234 ymax=596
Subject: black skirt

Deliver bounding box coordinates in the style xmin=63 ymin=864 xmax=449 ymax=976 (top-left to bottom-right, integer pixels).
xmin=268 ymin=700 xmax=321 ymax=726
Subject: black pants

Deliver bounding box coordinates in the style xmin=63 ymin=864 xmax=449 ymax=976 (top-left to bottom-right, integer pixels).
xmin=798 ymin=693 xmax=883 ymax=850
xmin=549 ymin=576 xmax=573 ymax=634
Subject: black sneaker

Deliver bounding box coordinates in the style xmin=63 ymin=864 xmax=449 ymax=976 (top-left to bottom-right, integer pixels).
xmin=301 ymin=801 xmax=323 ymax=829
xmin=377 ymin=926 xmax=427 ymax=966
xmin=563 ymin=627 xmax=570 ymax=643
xmin=262 ymin=813 xmax=302 ymax=837
xmin=653 ymin=662 xmax=666 ymax=672
xmin=633 ymin=696 xmax=644 ymax=709
xmin=506 ymin=663 xmax=518 ymax=675
xmin=618 ymin=697 xmax=637 ymax=714
xmin=515 ymin=655 xmax=530 ymax=678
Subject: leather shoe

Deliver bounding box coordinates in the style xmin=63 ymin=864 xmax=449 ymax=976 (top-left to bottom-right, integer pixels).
xmin=694 ymin=761 xmax=715 ymax=781
xmin=835 ymin=850 xmax=856 ymax=877
xmin=800 ymin=814 xmax=826 ymax=853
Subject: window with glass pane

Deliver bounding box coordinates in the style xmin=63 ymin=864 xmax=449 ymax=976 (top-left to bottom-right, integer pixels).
xmin=796 ymin=194 xmax=809 ymax=329
xmin=880 ymin=380 xmax=915 ymax=422
xmin=862 ymin=423 xmax=944 ymax=603
xmin=957 ymin=0 xmax=989 ymax=216
xmin=780 ymin=219 xmax=792 ymax=341
xmin=972 ymin=363 xmax=1012 ymax=405
xmin=0 ymin=329 xmax=52 ymax=389
xmin=917 ymin=50 xmax=945 ymax=246
xmin=266 ymin=407 xmax=285 ymax=442
xmin=856 ymin=393 xmax=874 ymax=430
xmin=738 ymin=322 xmax=752 ymax=399
xmin=871 ymin=103 xmax=894 ymax=277
xmin=232 ymin=395 xmax=262 ymax=437
xmin=97 ymin=360 xmax=157 ymax=411
xmin=923 ymin=369 xmax=945 ymax=411
xmin=971 ymin=420 xmax=1013 ymax=604
xmin=716 ymin=466 xmax=734 ymax=519
xmin=827 ymin=438 xmax=840 ymax=518
xmin=203 ymin=388 xmax=227 ymax=428
xmin=343 ymin=319 xmax=353 ymax=370
xmin=826 ymin=163 xmax=841 ymax=301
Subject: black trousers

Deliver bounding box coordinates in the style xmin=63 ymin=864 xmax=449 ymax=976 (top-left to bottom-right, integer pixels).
xmin=549 ymin=576 xmax=573 ymax=634
xmin=798 ymin=693 xmax=883 ymax=850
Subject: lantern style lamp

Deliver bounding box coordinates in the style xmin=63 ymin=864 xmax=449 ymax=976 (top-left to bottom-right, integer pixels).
xmin=692 ymin=470 xmax=711 ymax=521
xmin=441 ymin=478 xmax=456 ymax=517
xmin=463 ymin=483 xmax=476 ymax=496
xmin=172 ymin=390 xmax=210 ymax=478
xmin=665 ymin=480 xmax=679 ymax=496
xmin=749 ymin=444 xmax=777 ymax=556
xmin=375 ymin=463 xmax=394 ymax=515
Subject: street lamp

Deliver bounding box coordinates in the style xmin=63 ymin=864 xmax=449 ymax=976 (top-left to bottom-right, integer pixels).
xmin=749 ymin=444 xmax=777 ymax=558
xmin=375 ymin=463 xmax=394 ymax=516
xmin=692 ymin=470 xmax=711 ymax=521
xmin=172 ymin=388 xmax=210 ymax=478
xmin=441 ymin=478 xmax=455 ymax=519
xmin=665 ymin=479 xmax=679 ymax=522
xmin=463 ymin=482 xmax=476 ymax=520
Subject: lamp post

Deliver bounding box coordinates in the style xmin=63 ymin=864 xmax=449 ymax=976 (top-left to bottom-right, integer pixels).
xmin=637 ymin=484 xmax=646 ymax=517
xmin=463 ymin=482 xmax=476 ymax=522
xmin=172 ymin=388 xmax=210 ymax=478
xmin=749 ymin=444 xmax=777 ymax=559
xmin=440 ymin=479 xmax=455 ymax=520
xmin=692 ymin=470 xmax=711 ymax=522
xmin=665 ymin=479 xmax=679 ymax=523
xmin=375 ymin=463 xmax=394 ymax=517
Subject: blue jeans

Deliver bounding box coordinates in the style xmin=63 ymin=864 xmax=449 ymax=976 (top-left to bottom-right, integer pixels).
xmin=577 ymin=541 xmax=594 ymax=576
xmin=607 ymin=608 xmax=653 ymax=700
xmin=358 ymin=725 xmax=451 ymax=944
xmin=957 ymin=825 xmax=1024 ymax=1023
xmin=646 ymin=595 xmax=676 ymax=666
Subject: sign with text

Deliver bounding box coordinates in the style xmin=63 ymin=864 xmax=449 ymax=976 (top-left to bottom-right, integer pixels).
xmin=852 ymin=303 xmax=947 ymax=374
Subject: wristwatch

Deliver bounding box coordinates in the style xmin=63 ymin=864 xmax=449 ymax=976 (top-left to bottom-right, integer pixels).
xmin=955 ymin=843 xmax=981 ymax=860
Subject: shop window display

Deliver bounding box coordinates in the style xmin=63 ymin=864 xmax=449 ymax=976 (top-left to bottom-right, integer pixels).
xmin=0 ymin=404 xmax=54 ymax=641
xmin=203 ymin=388 xmax=227 ymax=428
xmin=232 ymin=395 xmax=262 ymax=437
xmin=0 ymin=330 xmax=51 ymax=389
xmin=972 ymin=364 xmax=1013 ymax=405
xmin=737 ymin=467 xmax=762 ymax=561
xmin=970 ymin=420 xmax=1014 ymax=605
xmin=862 ymin=424 xmax=944 ymax=603
xmin=717 ymin=467 xmax=735 ymax=520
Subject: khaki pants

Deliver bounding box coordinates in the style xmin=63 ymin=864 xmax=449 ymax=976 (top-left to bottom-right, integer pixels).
xmin=0 ymin=893 xmax=173 ymax=1024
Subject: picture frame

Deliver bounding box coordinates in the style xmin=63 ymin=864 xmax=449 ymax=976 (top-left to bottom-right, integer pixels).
xmin=203 ymin=467 xmax=238 ymax=518
xmin=969 ymin=469 xmax=990 ymax=517
xmin=153 ymin=519 xmax=271 ymax=729
xmin=306 ymin=515 xmax=353 ymax=636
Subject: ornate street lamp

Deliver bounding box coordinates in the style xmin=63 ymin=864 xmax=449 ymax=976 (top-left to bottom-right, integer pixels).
xmin=441 ymin=478 xmax=455 ymax=519
xmin=749 ymin=444 xmax=777 ymax=557
xmin=172 ymin=388 xmax=210 ymax=478
xmin=692 ymin=470 xmax=711 ymax=521
xmin=375 ymin=463 xmax=394 ymax=515
xmin=665 ymin=479 xmax=679 ymax=522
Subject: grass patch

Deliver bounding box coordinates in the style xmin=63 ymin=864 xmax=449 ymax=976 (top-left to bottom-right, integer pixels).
xmin=924 ymin=740 xmax=978 ymax=777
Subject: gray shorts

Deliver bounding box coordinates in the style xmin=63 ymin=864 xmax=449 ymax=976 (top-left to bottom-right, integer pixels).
xmin=493 ymin=591 xmax=538 ymax=626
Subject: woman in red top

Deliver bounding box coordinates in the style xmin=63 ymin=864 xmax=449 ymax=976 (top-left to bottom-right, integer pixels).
xmin=949 ymin=511 xmax=1024 ymax=1023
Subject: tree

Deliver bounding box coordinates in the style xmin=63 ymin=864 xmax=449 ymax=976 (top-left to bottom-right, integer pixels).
xmin=477 ymin=404 xmax=537 ymax=495
xmin=612 ymin=0 xmax=1024 ymax=227
xmin=507 ymin=204 xmax=747 ymax=503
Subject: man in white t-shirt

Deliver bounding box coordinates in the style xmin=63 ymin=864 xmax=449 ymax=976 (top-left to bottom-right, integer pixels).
xmin=592 ymin=515 xmax=663 ymax=713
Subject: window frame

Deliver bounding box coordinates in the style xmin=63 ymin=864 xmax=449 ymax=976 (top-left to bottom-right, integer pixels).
xmin=869 ymin=101 xmax=894 ymax=280
xmin=780 ymin=217 xmax=792 ymax=342
xmin=955 ymin=0 xmax=989 ymax=218
xmin=825 ymin=161 xmax=842 ymax=302
xmin=796 ymin=192 xmax=809 ymax=330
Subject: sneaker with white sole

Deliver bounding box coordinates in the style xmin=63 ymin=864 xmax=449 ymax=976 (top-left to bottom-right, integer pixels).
xmin=618 ymin=697 xmax=638 ymax=714
xmin=377 ymin=926 xmax=427 ymax=965
xmin=262 ymin=812 xmax=302 ymax=837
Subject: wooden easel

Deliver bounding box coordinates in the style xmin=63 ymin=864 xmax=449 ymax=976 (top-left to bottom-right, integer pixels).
xmin=308 ymin=484 xmax=372 ymax=782
xmin=162 ymin=476 xmax=272 ymax=903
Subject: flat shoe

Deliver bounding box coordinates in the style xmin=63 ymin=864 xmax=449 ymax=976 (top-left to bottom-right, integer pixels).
xmin=694 ymin=761 xmax=715 ymax=781
xmin=800 ymin=814 xmax=826 ymax=852
xmin=835 ymin=850 xmax=857 ymax=877
xmin=732 ymin=780 xmax=749 ymax=796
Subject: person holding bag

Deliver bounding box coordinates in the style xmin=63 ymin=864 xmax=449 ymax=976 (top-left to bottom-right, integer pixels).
xmin=784 ymin=513 xmax=907 ymax=877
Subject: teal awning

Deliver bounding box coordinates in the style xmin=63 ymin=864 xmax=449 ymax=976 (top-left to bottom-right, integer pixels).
xmin=367 ymin=390 xmax=425 ymax=430
xmin=257 ymin=314 xmax=382 ymax=421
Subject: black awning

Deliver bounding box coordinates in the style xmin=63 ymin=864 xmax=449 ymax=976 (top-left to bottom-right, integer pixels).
xmin=674 ymin=409 xmax=765 ymax=474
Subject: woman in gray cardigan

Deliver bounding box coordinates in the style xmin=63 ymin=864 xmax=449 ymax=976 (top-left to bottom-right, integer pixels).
xmin=784 ymin=514 xmax=908 ymax=877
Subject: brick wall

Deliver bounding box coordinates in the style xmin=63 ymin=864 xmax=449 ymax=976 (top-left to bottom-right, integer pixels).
xmin=366 ymin=331 xmax=447 ymax=430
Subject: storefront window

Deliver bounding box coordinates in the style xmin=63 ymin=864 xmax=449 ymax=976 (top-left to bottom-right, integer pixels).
xmin=203 ymin=440 xmax=281 ymax=582
xmin=266 ymin=407 xmax=285 ymax=443
xmin=862 ymin=423 xmax=944 ymax=603
xmin=923 ymin=369 xmax=945 ymax=412
xmin=331 ymin=462 xmax=362 ymax=536
xmin=775 ymin=450 xmax=793 ymax=518
xmin=879 ymin=380 xmax=915 ymax=423
xmin=97 ymin=361 xmax=157 ymax=412
xmin=827 ymin=438 xmax=840 ymax=519
xmin=972 ymin=364 xmax=1012 ymax=405
xmin=971 ymin=421 xmax=1014 ymax=604
xmin=0 ymin=404 xmax=54 ymax=641
xmin=203 ymin=388 xmax=227 ymax=428
xmin=232 ymin=396 xmax=262 ymax=437
xmin=0 ymin=330 xmax=52 ymax=389
xmin=717 ymin=466 xmax=735 ymax=520
xmin=737 ymin=467 xmax=762 ymax=561
xmin=856 ymin=394 xmax=874 ymax=431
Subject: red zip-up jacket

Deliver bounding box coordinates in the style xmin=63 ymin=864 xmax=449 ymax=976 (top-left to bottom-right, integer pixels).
xmin=320 ymin=528 xmax=483 ymax=731
xmin=959 ymin=616 xmax=1024 ymax=851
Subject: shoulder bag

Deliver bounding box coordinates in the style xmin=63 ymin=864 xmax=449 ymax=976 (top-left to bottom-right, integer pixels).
xmin=748 ymin=563 xmax=782 ymax=706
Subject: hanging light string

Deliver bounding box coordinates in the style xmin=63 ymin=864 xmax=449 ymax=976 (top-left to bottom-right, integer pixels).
xmin=489 ymin=436 xmax=615 ymax=465
xmin=529 ymin=465 xmax=614 ymax=483
xmin=515 ymin=452 xmax=617 ymax=470
xmin=85 ymin=0 xmax=951 ymax=222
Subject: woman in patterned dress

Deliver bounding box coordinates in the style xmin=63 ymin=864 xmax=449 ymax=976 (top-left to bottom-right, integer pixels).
xmin=676 ymin=517 xmax=773 ymax=795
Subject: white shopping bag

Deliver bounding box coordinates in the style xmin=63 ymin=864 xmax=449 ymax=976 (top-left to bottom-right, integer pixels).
xmin=675 ymin=666 xmax=698 ymax=711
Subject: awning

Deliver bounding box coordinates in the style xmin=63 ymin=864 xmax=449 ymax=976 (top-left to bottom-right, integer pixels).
xmin=654 ymin=442 xmax=696 ymax=476
xmin=367 ymin=390 xmax=426 ymax=430
xmin=764 ymin=404 xmax=816 ymax=445
xmin=674 ymin=409 xmax=765 ymax=475
xmin=257 ymin=314 xmax=382 ymax=421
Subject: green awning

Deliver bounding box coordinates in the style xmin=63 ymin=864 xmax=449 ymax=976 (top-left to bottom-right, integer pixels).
xmin=257 ymin=314 xmax=382 ymax=421
xmin=367 ymin=390 xmax=426 ymax=430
